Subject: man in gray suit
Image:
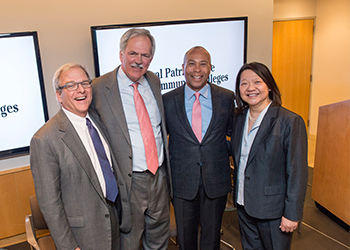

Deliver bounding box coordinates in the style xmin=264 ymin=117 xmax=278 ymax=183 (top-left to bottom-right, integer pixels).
xmin=30 ymin=63 xmax=123 ymax=250
xmin=163 ymin=46 xmax=235 ymax=250
xmin=90 ymin=28 xmax=172 ymax=250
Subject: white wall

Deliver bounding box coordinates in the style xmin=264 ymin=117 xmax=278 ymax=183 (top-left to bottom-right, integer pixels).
xmin=0 ymin=0 xmax=274 ymax=171
xmin=274 ymin=0 xmax=350 ymax=136
xmin=274 ymin=0 xmax=316 ymax=20
xmin=310 ymin=0 xmax=350 ymax=135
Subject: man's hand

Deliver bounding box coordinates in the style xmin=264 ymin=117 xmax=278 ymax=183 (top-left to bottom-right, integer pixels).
xmin=279 ymin=216 xmax=298 ymax=233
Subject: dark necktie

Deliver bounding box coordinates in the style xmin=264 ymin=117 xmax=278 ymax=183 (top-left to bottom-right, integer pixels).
xmin=131 ymin=82 xmax=159 ymax=174
xmin=86 ymin=118 xmax=118 ymax=202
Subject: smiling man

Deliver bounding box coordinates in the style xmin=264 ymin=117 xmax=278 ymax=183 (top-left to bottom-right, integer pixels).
xmin=90 ymin=28 xmax=172 ymax=250
xmin=30 ymin=63 xmax=122 ymax=250
xmin=163 ymin=46 xmax=236 ymax=250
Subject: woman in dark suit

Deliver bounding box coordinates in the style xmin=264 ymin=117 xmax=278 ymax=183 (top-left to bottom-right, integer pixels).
xmin=231 ymin=62 xmax=308 ymax=250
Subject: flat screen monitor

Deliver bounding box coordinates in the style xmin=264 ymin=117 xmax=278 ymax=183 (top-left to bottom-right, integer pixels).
xmin=91 ymin=17 xmax=247 ymax=94
xmin=0 ymin=31 xmax=48 ymax=159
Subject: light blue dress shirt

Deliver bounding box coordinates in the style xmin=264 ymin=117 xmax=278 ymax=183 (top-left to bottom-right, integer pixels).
xmin=237 ymin=102 xmax=272 ymax=205
xmin=184 ymin=83 xmax=212 ymax=140
xmin=117 ymin=68 xmax=164 ymax=172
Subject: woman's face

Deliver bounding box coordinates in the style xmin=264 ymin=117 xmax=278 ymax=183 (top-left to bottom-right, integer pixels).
xmin=239 ymin=69 xmax=270 ymax=110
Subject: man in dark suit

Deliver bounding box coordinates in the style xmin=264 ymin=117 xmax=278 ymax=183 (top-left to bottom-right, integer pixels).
xmin=30 ymin=63 xmax=123 ymax=250
xmin=90 ymin=28 xmax=172 ymax=250
xmin=163 ymin=46 xmax=235 ymax=250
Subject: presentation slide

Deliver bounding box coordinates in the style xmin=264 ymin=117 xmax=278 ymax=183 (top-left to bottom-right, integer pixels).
xmin=92 ymin=18 xmax=247 ymax=94
xmin=0 ymin=32 xmax=48 ymax=158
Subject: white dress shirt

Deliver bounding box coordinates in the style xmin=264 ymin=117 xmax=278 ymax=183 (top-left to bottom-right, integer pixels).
xmin=63 ymin=107 xmax=112 ymax=197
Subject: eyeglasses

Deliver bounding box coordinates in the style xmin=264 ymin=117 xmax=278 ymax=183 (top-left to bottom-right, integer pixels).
xmin=58 ymin=80 xmax=92 ymax=91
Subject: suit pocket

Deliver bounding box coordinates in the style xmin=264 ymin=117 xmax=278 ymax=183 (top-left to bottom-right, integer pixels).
xmin=264 ymin=185 xmax=286 ymax=196
xmin=67 ymin=216 xmax=85 ymax=228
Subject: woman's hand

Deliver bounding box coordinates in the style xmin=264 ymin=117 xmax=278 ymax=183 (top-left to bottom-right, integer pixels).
xmin=280 ymin=216 xmax=298 ymax=233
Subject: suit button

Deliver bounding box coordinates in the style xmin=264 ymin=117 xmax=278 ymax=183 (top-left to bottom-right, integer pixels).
xmin=128 ymin=173 xmax=132 ymax=177
xmin=245 ymin=177 xmax=250 ymax=180
xmin=129 ymin=156 xmax=132 ymax=159
xmin=105 ymin=214 xmax=110 ymax=218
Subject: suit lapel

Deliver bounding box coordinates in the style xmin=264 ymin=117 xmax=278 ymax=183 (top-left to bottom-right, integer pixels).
xmin=146 ymin=72 xmax=164 ymax=119
xmin=234 ymin=110 xmax=246 ymax=163
xmin=247 ymin=106 xmax=278 ymax=166
xmin=202 ymin=84 xmax=220 ymax=142
xmin=174 ymin=85 xmax=199 ymax=142
xmin=57 ymin=110 xmax=106 ymax=203
xmin=89 ymin=111 xmax=119 ymax=177
xmin=103 ymin=67 xmax=131 ymax=146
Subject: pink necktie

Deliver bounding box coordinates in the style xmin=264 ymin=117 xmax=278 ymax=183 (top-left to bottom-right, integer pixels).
xmin=192 ymin=92 xmax=202 ymax=142
xmin=131 ymin=83 xmax=159 ymax=174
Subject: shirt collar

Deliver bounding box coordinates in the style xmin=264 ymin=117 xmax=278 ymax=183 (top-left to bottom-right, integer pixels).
xmin=62 ymin=107 xmax=90 ymax=131
xmin=185 ymin=83 xmax=210 ymax=101
xmin=248 ymin=101 xmax=272 ymax=131
xmin=118 ymin=67 xmax=146 ymax=89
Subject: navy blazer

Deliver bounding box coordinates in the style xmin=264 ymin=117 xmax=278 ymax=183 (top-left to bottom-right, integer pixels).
xmin=231 ymin=105 xmax=308 ymax=221
xmin=163 ymin=83 xmax=235 ymax=200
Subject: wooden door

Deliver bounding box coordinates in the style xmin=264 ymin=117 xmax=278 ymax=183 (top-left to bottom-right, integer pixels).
xmin=272 ymin=19 xmax=314 ymax=127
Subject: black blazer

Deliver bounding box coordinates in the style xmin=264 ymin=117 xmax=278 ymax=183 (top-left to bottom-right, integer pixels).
xmin=231 ymin=105 xmax=308 ymax=221
xmin=163 ymin=83 xmax=235 ymax=200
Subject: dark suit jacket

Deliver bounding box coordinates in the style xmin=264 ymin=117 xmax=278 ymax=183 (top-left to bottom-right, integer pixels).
xmin=90 ymin=67 xmax=172 ymax=232
xmin=163 ymin=83 xmax=235 ymax=200
xmin=231 ymin=105 xmax=308 ymax=221
xmin=30 ymin=109 xmax=122 ymax=250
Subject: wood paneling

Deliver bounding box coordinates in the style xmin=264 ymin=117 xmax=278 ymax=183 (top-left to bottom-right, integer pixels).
xmin=272 ymin=19 xmax=314 ymax=127
xmin=311 ymin=100 xmax=350 ymax=225
xmin=0 ymin=166 xmax=35 ymax=239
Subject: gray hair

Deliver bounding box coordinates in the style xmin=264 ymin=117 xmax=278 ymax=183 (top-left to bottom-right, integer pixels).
xmin=120 ymin=28 xmax=155 ymax=57
xmin=53 ymin=63 xmax=91 ymax=94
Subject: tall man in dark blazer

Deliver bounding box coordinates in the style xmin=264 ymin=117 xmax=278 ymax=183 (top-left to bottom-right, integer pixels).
xmin=90 ymin=28 xmax=172 ymax=250
xmin=30 ymin=63 xmax=123 ymax=250
xmin=163 ymin=46 xmax=235 ymax=250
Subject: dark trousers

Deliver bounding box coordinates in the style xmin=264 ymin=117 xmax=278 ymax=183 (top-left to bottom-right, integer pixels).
xmin=237 ymin=205 xmax=293 ymax=250
xmin=173 ymin=185 xmax=227 ymax=250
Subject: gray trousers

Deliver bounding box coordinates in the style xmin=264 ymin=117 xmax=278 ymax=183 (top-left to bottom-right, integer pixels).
xmin=120 ymin=168 xmax=170 ymax=250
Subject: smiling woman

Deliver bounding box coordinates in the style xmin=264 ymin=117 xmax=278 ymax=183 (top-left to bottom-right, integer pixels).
xmin=231 ymin=62 xmax=308 ymax=250
xmin=239 ymin=69 xmax=271 ymax=117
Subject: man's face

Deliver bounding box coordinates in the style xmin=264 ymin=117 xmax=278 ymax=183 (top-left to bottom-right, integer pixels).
xmin=120 ymin=36 xmax=153 ymax=82
xmin=183 ymin=48 xmax=211 ymax=92
xmin=56 ymin=67 xmax=92 ymax=117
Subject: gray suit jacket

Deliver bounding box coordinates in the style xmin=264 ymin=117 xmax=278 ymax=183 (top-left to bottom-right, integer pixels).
xmin=163 ymin=84 xmax=235 ymax=200
xmin=30 ymin=109 xmax=121 ymax=250
xmin=231 ymin=105 xmax=308 ymax=221
xmin=90 ymin=67 xmax=172 ymax=232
